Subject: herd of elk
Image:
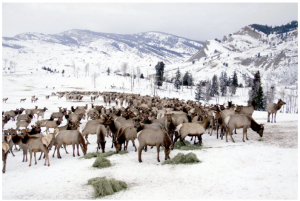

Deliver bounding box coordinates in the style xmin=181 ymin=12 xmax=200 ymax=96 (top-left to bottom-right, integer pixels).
xmin=2 ymin=89 xmax=287 ymax=172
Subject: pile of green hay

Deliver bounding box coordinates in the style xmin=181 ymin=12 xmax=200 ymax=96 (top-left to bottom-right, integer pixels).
xmin=173 ymin=140 xmax=202 ymax=150
xmin=83 ymin=150 xmax=128 ymax=159
xmin=87 ymin=177 xmax=127 ymax=198
xmin=162 ymin=152 xmax=201 ymax=165
xmin=92 ymin=157 xmax=111 ymax=169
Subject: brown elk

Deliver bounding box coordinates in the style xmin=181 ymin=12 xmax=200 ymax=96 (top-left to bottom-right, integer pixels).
xmin=174 ymin=115 xmax=212 ymax=146
xmin=225 ymin=114 xmax=264 ymax=143
xmin=2 ymin=142 xmax=9 ymax=173
xmin=267 ymin=99 xmax=286 ymax=123
xmin=51 ymin=130 xmax=87 ymax=158
xmin=137 ymin=129 xmax=171 ymax=163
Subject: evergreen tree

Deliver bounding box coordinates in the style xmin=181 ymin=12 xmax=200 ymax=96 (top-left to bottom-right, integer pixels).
xmin=248 ymin=71 xmax=265 ymax=110
xmin=210 ymin=74 xmax=219 ymax=97
xmin=232 ymin=71 xmax=238 ymax=87
xmin=194 ymin=82 xmax=203 ymax=102
xmin=140 ymin=73 xmax=144 ymax=79
xmin=219 ymin=72 xmax=227 ymax=96
xmin=155 ymin=61 xmax=165 ymax=87
xmin=107 ymin=67 xmax=110 ymax=75
xmin=204 ymin=80 xmax=212 ymax=102
xmin=182 ymin=71 xmax=190 ymax=86
xmin=174 ymin=68 xmax=181 ymax=91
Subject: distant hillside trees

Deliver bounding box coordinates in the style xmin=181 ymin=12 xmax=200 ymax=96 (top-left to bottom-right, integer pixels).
xmin=41 ymin=66 xmax=59 ymax=73
xmin=248 ymin=71 xmax=265 ymax=110
xmin=250 ymin=21 xmax=298 ymax=35
xmin=155 ymin=61 xmax=165 ymax=87
xmin=210 ymin=74 xmax=219 ymax=97
xmin=194 ymin=81 xmax=203 ymax=102
xmin=219 ymin=71 xmax=228 ymax=96
xmin=174 ymin=68 xmax=181 ymax=91
xmin=182 ymin=71 xmax=194 ymax=88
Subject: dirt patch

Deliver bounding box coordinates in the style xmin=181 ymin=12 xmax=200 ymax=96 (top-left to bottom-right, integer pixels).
xmin=255 ymin=121 xmax=298 ymax=148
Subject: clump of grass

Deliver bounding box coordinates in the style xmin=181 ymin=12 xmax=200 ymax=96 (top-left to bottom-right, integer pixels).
xmin=162 ymin=152 xmax=201 ymax=165
xmin=83 ymin=150 xmax=128 ymax=159
xmin=173 ymin=140 xmax=202 ymax=150
xmin=258 ymin=139 xmax=263 ymax=141
xmin=92 ymin=157 xmax=111 ymax=169
xmin=87 ymin=177 xmax=127 ymax=198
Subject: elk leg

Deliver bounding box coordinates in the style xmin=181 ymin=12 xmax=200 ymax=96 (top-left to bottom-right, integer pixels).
xmin=38 ymin=152 xmax=43 ymax=160
xmin=271 ymin=113 xmax=274 ymax=123
xmin=245 ymin=128 xmax=249 ymax=140
xmin=198 ymin=134 xmax=202 ymax=146
xmin=77 ymin=144 xmax=80 ymax=156
xmin=53 ymin=146 xmax=57 ymax=158
xmin=132 ymin=139 xmax=137 ymax=152
xmin=29 ymin=151 xmax=33 ymax=167
xmin=138 ymin=144 xmax=144 ymax=163
xmin=57 ymin=144 xmax=62 ymax=159
xmin=234 ymin=128 xmax=237 ymax=134
xmin=156 ymin=145 xmax=160 ymax=162
xmin=267 ymin=112 xmax=270 ymax=122
xmin=125 ymin=141 xmax=128 ymax=151
xmin=229 ymin=129 xmax=235 ymax=143
xmin=34 ymin=152 xmax=37 ymax=165
xmin=85 ymin=135 xmax=90 ymax=144
xmin=274 ymin=113 xmax=277 ymax=123
xmin=72 ymin=143 xmax=75 ymax=157
xmin=190 ymin=136 xmax=193 ymax=141
xmin=64 ymin=144 xmax=69 ymax=154
xmin=144 ymin=145 xmax=147 ymax=152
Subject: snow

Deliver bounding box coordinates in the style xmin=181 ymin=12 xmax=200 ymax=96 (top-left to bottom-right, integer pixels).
xmin=1 ymin=70 xmax=298 ymax=200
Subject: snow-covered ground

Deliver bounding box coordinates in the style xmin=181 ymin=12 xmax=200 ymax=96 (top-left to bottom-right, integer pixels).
xmin=2 ymin=71 xmax=298 ymax=200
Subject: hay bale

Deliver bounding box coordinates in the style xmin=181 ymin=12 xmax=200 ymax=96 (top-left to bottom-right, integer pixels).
xmin=162 ymin=152 xmax=201 ymax=165
xmin=92 ymin=157 xmax=111 ymax=169
xmin=173 ymin=140 xmax=202 ymax=150
xmin=87 ymin=177 xmax=127 ymax=198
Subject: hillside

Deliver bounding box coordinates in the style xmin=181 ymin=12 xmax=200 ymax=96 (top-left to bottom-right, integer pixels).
xmin=184 ymin=22 xmax=298 ymax=87
xmin=2 ymin=30 xmax=203 ymax=73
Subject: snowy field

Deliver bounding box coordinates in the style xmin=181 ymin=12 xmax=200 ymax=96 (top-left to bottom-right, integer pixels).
xmin=1 ymin=71 xmax=298 ymax=200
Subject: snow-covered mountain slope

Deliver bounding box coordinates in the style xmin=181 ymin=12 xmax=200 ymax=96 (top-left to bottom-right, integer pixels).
xmin=2 ymin=30 xmax=203 ymax=72
xmin=185 ymin=25 xmax=298 ymax=86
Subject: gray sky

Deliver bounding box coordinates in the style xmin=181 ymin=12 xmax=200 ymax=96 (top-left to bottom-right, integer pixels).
xmin=2 ymin=2 xmax=298 ymax=41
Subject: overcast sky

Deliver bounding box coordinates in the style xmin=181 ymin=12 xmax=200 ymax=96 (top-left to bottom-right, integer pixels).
xmin=2 ymin=2 xmax=298 ymax=41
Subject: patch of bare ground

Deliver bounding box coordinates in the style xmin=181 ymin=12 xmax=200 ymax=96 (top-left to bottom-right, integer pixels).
xmin=252 ymin=121 xmax=298 ymax=148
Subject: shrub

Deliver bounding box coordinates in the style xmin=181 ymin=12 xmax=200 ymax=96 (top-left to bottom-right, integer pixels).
xmin=87 ymin=177 xmax=127 ymax=198
xmin=173 ymin=140 xmax=202 ymax=150
xmin=162 ymin=152 xmax=201 ymax=165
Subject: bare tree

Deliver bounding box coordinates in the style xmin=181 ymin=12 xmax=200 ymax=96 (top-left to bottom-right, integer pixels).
xmin=97 ymin=63 xmax=101 ymax=76
xmin=92 ymin=72 xmax=99 ymax=88
xmin=76 ymin=66 xmax=80 ymax=78
xmin=136 ymin=67 xmax=141 ymax=84
xmin=72 ymin=61 xmax=76 ymax=77
xmin=85 ymin=63 xmax=90 ymax=77
xmin=3 ymin=58 xmax=8 ymax=69
xmin=121 ymin=62 xmax=128 ymax=76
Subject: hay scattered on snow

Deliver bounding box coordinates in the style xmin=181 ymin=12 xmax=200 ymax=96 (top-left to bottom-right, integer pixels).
xmin=83 ymin=150 xmax=128 ymax=159
xmin=162 ymin=152 xmax=201 ymax=165
xmin=173 ymin=140 xmax=202 ymax=150
xmin=87 ymin=177 xmax=127 ymax=198
xmin=92 ymin=157 xmax=111 ymax=169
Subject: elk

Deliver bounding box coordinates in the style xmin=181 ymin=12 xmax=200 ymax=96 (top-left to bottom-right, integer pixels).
xmin=20 ymin=129 xmax=53 ymax=166
xmin=267 ymin=99 xmax=286 ymax=123
xmin=2 ymin=142 xmax=9 ymax=173
xmin=137 ymin=129 xmax=171 ymax=163
xmin=225 ymin=114 xmax=264 ymax=143
xmin=20 ymin=98 xmax=26 ymax=102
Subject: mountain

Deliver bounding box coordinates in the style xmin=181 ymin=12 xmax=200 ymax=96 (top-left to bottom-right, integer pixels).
xmin=185 ymin=21 xmax=298 ymax=86
xmin=2 ymin=30 xmax=203 ymax=72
